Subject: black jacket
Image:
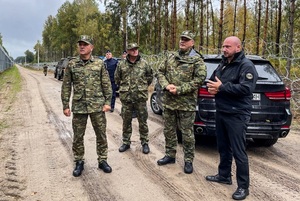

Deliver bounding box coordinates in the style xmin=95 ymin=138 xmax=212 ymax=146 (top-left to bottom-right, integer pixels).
xmin=209 ymin=51 xmax=258 ymax=115
xmin=104 ymin=58 xmax=118 ymax=83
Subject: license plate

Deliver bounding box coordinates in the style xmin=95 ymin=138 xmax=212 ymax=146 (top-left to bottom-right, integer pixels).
xmin=252 ymin=93 xmax=261 ymax=101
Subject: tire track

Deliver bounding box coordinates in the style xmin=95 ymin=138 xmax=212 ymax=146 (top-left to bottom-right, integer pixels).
xmin=249 ymin=158 xmax=300 ymax=201
xmin=107 ymin=116 xmax=200 ymax=201
xmin=29 ymin=71 xmax=119 ymax=201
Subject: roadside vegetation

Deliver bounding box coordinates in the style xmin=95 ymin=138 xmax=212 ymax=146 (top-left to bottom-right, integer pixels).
xmin=0 ymin=66 xmax=22 ymax=133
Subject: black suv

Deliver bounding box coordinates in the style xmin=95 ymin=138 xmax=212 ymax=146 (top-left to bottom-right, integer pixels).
xmin=150 ymin=54 xmax=292 ymax=146
xmin=54 ymin=58 xmax=70 ymax=80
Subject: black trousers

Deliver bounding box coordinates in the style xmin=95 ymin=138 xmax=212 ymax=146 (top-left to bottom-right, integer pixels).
xmin=216 ymin=111 xmax=250 ymax=189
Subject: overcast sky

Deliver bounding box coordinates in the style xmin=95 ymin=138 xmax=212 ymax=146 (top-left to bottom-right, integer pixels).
xmin=0 ymin=0 xmax=104 ymax=59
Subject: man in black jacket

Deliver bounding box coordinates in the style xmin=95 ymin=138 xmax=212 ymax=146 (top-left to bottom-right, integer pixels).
xmin=205 ymin=36 xmax=258 ymax=200
xmin=104 ymin=50 xmax=118 ymax=112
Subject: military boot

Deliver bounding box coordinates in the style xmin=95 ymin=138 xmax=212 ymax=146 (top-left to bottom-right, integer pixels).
xmin=73 ymin=160 xmax=84 ymax=177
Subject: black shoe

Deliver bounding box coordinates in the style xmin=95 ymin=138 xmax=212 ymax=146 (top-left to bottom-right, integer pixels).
xmin=98 ymin=161 xmax=112 ymax=173
xmin=142 ymin=144 xmax=150 ymax=154
xmin=232 ymin=188 xmax=249 ymax=200
xmin=205 ymin=174 xmax=232 ymax=185
xmin=157 ymin=156 xmax=176 ymax=166
xmin=73 ymin=160 xmax=84 ymax=177
xmin=119 ymin=144 xmax=130 ymax=152
xmin=184 ymin=162 xmax=193 ymax=174
xmin=110 ymin=109 xmax=114 ymax=113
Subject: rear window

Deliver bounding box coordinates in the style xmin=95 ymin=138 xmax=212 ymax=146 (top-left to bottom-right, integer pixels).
xmin=204 ymin=61 xmax=219 ymax=79
xmin=204 ymin=60 xmax=281 ymax=82
xmin=253 ymin=62 xmax=282 ymax=82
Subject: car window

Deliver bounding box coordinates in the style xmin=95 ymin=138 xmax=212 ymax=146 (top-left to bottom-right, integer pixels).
xmin=204 ymin=61 xmax=219 ymax=79
xmin=253 ymin=62 xmax=282 ymax=82
xmin=204 ymin=60 xmax=281 ymax=82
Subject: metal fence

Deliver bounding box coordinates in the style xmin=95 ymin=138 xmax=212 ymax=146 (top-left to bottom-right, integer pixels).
xmin=0 ymin=45 xmax=14 ymax=72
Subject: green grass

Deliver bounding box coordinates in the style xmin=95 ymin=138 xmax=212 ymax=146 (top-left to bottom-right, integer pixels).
xmin=0 ymin=65 xmax=22 ymax=134
xmin=0 ymin=65 xmax=22 ymax=103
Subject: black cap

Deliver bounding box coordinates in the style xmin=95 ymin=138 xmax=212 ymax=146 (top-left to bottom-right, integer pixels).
xmin=106 ymin=50 xmax=111 ymax=53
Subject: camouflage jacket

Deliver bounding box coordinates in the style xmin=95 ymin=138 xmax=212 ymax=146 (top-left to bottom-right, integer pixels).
xmin=61 ymin=56 xmax=112 ymax=114
xmin=115 ymin=55 xmax=153 ymax=103
xmin=156 ymin=48 xmax=207 ymax=111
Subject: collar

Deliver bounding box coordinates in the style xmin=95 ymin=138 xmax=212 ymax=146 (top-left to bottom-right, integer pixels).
xmin=222 ymin=51 xmax=244 ymax=64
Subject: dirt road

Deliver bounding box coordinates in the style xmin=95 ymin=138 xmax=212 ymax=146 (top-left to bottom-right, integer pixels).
xmin=0 ymin=66 xmax=300 ymax=201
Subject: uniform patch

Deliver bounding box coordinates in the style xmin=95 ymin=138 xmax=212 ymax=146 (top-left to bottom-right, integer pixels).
xmin=246 ymin=73 xmax=253 ymax=80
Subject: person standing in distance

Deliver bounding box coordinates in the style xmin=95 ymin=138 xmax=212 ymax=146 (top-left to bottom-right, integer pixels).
xmin=43 ymin=64 xmax=48 ymax=76
xmin=205 ymin=36 xmax=258 ymax=200
xmin=156 ymin=30 xmax=206 ymax=174
xmin=115 ymin=43 xmax=153 ymax=154
xmin=121 ymin=50 xmax=127 ymax=60
xmin=104 ymin=50 xmax=118 ymax=112
xmin=61 ymin=35 xmax=113 ymax=177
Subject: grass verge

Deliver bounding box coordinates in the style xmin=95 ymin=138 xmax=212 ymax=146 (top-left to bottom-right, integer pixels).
xmin=0 ymin=65 xmax=22 ymax=133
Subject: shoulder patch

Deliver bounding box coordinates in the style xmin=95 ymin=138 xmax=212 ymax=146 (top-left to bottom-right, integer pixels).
xmin=246 ymin=73 xmax=253 ymax=80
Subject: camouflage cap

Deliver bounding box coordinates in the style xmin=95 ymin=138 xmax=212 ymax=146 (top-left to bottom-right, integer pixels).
xmin=78 ymin=35 xmax=93 ymax=45
xmin=127 ymin=43 xmax=139 ymax=50
xmin=180 ymin=30 xmax=195 ymax=40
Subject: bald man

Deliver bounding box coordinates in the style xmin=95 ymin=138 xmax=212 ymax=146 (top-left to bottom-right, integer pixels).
xmin=205 ymin=36 xmax=258 ymax=200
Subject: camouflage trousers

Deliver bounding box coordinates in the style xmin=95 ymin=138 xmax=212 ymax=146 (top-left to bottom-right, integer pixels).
xmin=72 ymin=112 xmax=108 ymax=163
xmin=163 ymin=108 xmax=195 ymax=162
xmin=121 ymin=101 xmax=149 ymax=145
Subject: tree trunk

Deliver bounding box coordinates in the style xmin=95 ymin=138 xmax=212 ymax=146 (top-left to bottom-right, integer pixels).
xmin=286 ymin=0 xmax=295 ymax=78
xmin=122 ymin=4 xmax=127 ymax=51
xmin=149 ymin=0 xmax=153 ymax=52
xmin=164 ymin=0 xmax=169 ymax=50
xmin=233 ymin=0 xmax=238 ymax=35
xmin=217 ymin=0 xmax=224 ymax=54
xmin=192 ymin=0 xmax=196 ymax=32
xmin=185 ymin=0 xmax=190 ymax=29
xmin=205 ymin=0 xmax=209 ymax=53
xmin=171 ymin=0 xmax=177 ymax=50
xmin=210 ymin=0 xmax=216 ymax=51
xmin=262 ymin=0 xmax=269 ymax=56
xmin=199 ymin=0 xmax=204 ymax=51
xmin=275 ymin=0 xmax=282 ymax=57
xmin=242 ymin=0 xmax=247 ymax=44
xmin=256 ymin=0 xmax=262 ymax=55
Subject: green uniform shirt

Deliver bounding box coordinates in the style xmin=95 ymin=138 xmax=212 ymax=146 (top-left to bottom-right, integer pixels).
xmin=61 ymin=56 xmax=112 ymax=114
xmin=157 ymin=49 xmax=207 ymax=111
xmin=115 ymin=55 xmax=153 ymax=103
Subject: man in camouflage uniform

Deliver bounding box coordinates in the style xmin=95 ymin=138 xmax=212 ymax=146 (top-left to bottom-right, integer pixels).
xmin=61 ymin=35 xmax=112 ymax=177
xmin=115 ymin=43 xmax=153 ymax=154
xmin=156 ymin=31 xmax=206 ymax=174
xmin=43 ymin=64 xmax=48 ymax=76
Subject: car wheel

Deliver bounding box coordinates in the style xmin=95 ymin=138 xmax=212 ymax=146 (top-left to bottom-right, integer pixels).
xmin=253 ymin=138 xmax=278 ymax=147
xmin=150 ymin=92 xmax=162 ymax=115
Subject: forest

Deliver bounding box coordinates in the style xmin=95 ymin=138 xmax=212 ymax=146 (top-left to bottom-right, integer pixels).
xmin=34 ymin=1 xmax=298 ymax=73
